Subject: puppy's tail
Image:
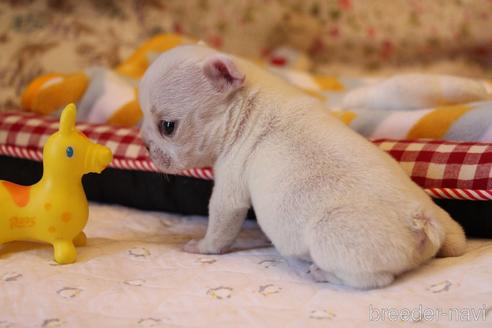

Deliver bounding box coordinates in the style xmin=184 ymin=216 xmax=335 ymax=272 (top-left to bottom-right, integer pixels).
xmin=411 ymin=206 xmax=466 ymax=259
xmin=434 ymin=208 xmax=466 ymax=257
xmin=410 ymin=208 xmax=446 ymax=260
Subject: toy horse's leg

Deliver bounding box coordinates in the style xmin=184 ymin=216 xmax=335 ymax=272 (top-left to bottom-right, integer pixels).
xmin=53 ymin=239 xmax=77 ymax=264
xmin=0 ymin=230 xmax=6 ymax=244
xmin=73 ymin=231 xmax=87 ymax=247
xmin=0 ymin=220 xmax=9 ymax=245
xmin=0 ymin=233 xmax=10 ymax=245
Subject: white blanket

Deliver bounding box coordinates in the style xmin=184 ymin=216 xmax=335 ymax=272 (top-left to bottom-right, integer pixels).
xmin=1 ymin=204 xmax=491 ymax=327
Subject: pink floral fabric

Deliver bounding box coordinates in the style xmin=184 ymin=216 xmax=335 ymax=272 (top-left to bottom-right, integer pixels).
xmin=1 ymin=0 xmax=492 ymax=111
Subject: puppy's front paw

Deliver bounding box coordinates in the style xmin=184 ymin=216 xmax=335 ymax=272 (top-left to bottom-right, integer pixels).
xmin=183 ymin=239 xmax=229 ymax=254
xmin=183 ymin=239 xmax=203 ymax=254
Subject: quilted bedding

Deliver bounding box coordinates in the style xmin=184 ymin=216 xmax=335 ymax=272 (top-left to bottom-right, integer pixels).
xmin=1 ymin=203 xmax=491 ymax=327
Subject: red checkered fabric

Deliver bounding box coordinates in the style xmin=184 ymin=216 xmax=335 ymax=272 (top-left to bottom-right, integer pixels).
xmin=0 ymin=110 xmax=149 ymax=168
xmin=1 ymin=111 xmax=491 ymax=200
xmin=373 ymin=140 xmax=492 ymax=200
xmin=0 ymin=111 xmax=213 ymax=179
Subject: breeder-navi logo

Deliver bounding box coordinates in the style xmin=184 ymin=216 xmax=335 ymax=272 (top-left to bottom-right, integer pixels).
xmin=369 ymin=304 xmax=488 ymax=322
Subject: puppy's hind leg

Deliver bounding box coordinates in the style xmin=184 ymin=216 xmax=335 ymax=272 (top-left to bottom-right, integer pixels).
xmin=306 ymin=209 xmax=399 ymax=289
xmin=309 ymin=263 xmax=394 ymax=289
xmin=309 ymin=264 xmax=344 ymax=285
xmin=334 ymin=271 xmax=394 ymax=289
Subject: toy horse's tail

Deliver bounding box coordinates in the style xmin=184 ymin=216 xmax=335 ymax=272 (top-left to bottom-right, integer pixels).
xmin=0 ymin=180 xmax=11 ymax=243
xmin=0 ymin=180 xmax=32 ymax=244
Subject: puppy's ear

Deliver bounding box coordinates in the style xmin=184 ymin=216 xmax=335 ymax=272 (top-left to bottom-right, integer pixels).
xmin=203 ymin=55 xmax=245 ymax=94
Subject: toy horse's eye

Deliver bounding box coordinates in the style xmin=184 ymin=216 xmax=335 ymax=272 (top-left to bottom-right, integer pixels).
xmin=66 ymin=146 xmax=74 ymax=158
xmin=158 ymin=120 xmax=176 ymax=137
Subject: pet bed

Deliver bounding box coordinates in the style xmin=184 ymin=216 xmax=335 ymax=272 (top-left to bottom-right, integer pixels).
xmin=1 ymin=4 xmax=492 ymax=326
xmin=1 ymin=110 xmax=492 ymax=237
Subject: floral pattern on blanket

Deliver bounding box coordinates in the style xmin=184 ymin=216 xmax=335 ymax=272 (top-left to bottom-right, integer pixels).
xmin=1 ymin=204 xmax=492 ymax=327
xmin=1 ymin=0 xmax=492 ymax=111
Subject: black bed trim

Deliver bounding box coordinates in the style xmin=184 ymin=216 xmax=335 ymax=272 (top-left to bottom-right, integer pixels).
xmin=1 ymin=156 xmax=490 ymax=238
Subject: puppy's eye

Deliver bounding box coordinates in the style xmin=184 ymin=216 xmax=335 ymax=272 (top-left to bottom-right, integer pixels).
xmin=158 ymin=120 xmax=176 ymax=137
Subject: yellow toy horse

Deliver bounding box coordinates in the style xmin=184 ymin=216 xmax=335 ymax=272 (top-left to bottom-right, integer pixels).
xmin=0 ymin=104 xmax=112 ymax=264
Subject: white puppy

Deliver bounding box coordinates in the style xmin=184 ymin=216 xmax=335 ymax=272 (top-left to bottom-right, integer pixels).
xmin=138 ymin=45 xmax=466 ymax=289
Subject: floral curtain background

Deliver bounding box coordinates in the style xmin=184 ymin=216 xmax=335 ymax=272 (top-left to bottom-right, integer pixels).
xmin=1 ymin=0 xmax=492 ymax=110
